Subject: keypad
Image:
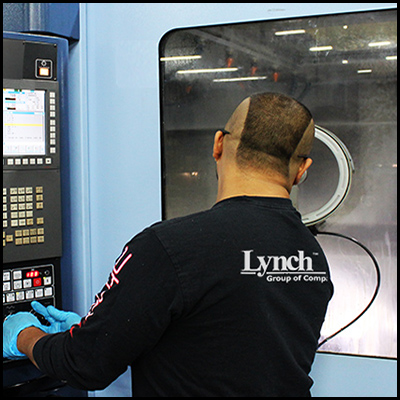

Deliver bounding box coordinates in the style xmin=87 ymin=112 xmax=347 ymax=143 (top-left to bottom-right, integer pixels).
xmin=3 ymin=265 xmax=55 ymax=320
xmin=3 ymin=186 xmax=45 ymax=248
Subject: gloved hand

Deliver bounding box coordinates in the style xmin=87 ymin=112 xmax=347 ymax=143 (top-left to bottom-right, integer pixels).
xmin=3 ymin=312 xmax=45 ymax=360
xmin=31 ymin=301 xmax=81 ymax=334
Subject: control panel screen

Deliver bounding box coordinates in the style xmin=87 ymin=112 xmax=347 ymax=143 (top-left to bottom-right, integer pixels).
xmin=3 ymin=88 xmax=46 ymax=156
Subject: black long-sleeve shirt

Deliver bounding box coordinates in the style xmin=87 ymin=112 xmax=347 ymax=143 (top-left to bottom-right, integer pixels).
xmin=33 ymin=196 xmax=333 ymax=396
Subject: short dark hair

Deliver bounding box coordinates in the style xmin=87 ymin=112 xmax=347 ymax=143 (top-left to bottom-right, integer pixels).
xmin=235 ymin=92 xmax=313 ymax=177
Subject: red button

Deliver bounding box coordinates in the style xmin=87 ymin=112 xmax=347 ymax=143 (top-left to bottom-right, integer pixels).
xmin=33 ymin=278 xmax=42 ymax=287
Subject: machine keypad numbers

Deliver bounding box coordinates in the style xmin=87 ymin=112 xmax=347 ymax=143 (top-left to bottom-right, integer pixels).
xmin=3 ymin=185 xmax=46 ymax=248
xmin=3 ymin=264 xmax=55 ymax=321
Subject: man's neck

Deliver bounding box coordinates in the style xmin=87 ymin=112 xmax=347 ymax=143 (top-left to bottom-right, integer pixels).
xmin=216 ymin=168 xmax=291 ymax=203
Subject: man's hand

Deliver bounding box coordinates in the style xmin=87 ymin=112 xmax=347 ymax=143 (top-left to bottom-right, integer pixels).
xmin=31 ymin=301 xmax=81 ymax=333
xmin=3 ymin=312 xmax=46 ymax=360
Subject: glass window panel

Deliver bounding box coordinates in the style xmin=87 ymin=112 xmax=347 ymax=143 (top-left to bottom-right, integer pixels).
xmin=160 ymin=9 xmax=397 ymax=359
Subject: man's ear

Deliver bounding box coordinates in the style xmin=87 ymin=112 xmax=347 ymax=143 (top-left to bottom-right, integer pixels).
xmin=293 ymin=158 xmax=313 ymax=185
xmin=213 ymin=130 xmax=225 ymax=162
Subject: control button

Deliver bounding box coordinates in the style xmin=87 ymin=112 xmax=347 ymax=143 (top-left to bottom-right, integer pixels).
xmin=23 ymin=279 xmax=32 ymax=288
xmin=13 ymin=270 xmax=22 ymax=280
xmin=35 ymin=59 xmax=53 ymax=79
xmin=35 ymin=288 xmax=44 ymax=298
xmin=26 ymin=290 xmax=35 ymax=300
xmin=6 ymin=293 xmax=16 ymax=303
xmin=16 ymin=291 xmax=25 ymax=301
xmin=39 ymin=67 xmax=50 ymax=77
xmin=13 ymin=280 xmax=23 ymax=290
xmin=33 ymin=277 xmax=42 ymax=287
xmin=43 ymin=276 xmax=52 ymax=286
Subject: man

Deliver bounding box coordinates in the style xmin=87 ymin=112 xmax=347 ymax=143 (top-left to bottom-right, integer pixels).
xmin=4 ymin=92 xmax=333 ymax=396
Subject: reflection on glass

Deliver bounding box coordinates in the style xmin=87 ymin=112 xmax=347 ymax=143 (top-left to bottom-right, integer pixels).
xmin=160 ymin=9 xmax=397 ymax=359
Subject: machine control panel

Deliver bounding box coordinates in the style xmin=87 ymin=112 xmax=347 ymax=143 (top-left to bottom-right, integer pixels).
xmin=3 ymin=37 xmax=63 ymax=340
xmin=3 ymin=264 xmax=56 ymax=322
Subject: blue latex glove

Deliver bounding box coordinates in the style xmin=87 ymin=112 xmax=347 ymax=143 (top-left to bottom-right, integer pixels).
xmin=31 ymin=301 xmax=81 ymax=334
xmin=3 ymin=312 xmax=45 ymax=360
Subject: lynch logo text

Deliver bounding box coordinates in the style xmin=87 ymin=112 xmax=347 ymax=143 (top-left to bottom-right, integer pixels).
xmin=240 ymin=250 xmax=315 ymax=277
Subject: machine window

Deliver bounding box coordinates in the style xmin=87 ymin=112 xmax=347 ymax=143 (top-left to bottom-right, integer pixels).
xmin=159 ymin=9 xmax=397 ymax=359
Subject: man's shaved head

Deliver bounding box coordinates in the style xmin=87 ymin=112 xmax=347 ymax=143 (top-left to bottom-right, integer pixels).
xmin=225 ymin=97 xmax=250 ymax=138
xmin=227 ymin=92 xmax=314 ymax=177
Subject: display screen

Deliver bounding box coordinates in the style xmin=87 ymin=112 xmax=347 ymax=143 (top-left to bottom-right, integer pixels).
xmin=26 ymin=270 xmax=40 ymax=278
xmin=3 ymin=88 xmax=46 ymax=156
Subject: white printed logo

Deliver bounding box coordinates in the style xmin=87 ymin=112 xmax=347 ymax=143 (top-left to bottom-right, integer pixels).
xmin=240 ymin=250 xmax=328 ymax=283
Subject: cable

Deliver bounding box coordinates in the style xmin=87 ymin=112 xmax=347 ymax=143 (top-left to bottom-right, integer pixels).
xmin=312 ymin=229 xmax=381 ymax=349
